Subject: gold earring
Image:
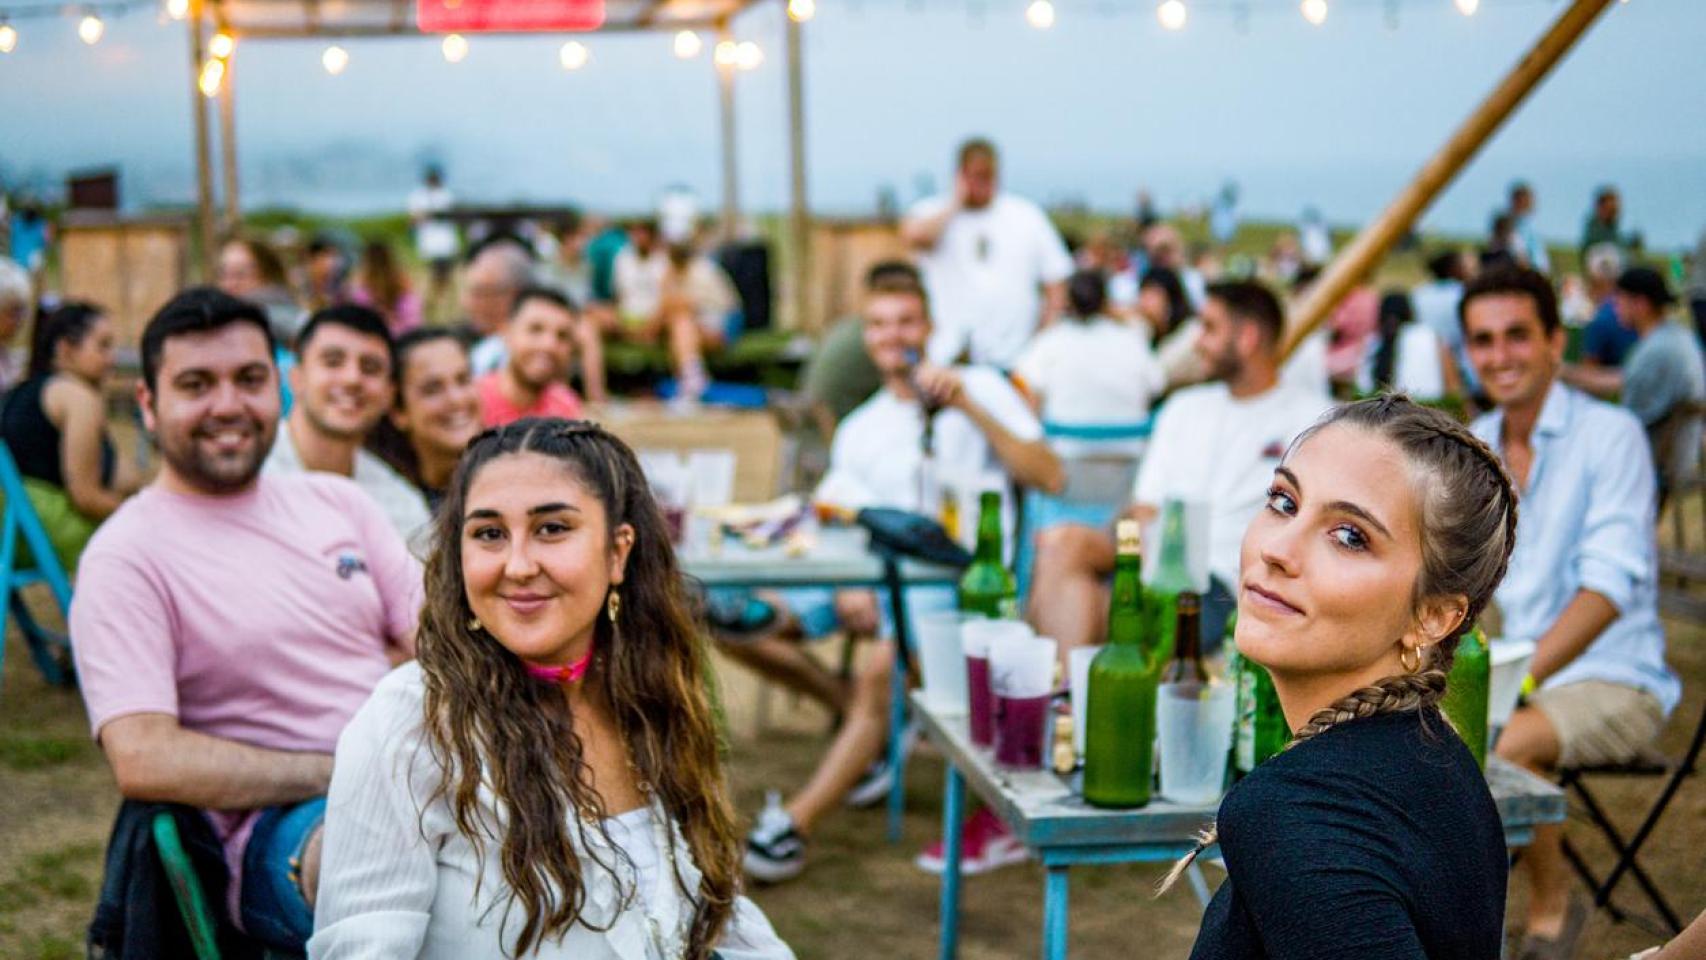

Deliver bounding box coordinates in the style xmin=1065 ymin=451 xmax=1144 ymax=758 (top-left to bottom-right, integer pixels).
xmin=606 ymin=588 xmax=622 ymax=625
xmin=467 ymin=616 xmax=483 ymax=633
xmin=1399 ymin=645 xmax=1422 ymax=674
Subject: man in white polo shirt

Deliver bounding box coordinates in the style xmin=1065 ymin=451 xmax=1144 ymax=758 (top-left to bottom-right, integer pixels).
xmin=1028 ymin=278 xmax=1330 ymax=657
xmin=902 ymin=138 xmax=1072 ymax=369
xmin=739 ymin=261 xmax=1062 ymax=884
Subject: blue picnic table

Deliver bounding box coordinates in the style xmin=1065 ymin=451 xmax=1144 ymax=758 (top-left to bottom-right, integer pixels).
xmin=680 ymin=525 xmax=961 ymax=840
xmin=911 ymin=691 xmax=1568 ymax=960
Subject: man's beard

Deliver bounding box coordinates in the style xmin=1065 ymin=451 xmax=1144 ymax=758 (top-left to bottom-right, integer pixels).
xmin=1204 ymin=344 xmax=1242 ymax=384
xmin=158 ymin=413 xmax=277 ymax=495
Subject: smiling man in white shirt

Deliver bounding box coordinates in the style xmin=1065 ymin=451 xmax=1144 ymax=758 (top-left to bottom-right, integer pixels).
xmin=902 ymin=138 xmax=1072 ymax=369
xmin=1463 ymin=265 xmax=1680 ymax=960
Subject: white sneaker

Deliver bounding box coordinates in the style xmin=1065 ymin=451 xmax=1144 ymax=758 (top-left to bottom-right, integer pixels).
xmin=743 ymin=791 xmax=807 ymax=884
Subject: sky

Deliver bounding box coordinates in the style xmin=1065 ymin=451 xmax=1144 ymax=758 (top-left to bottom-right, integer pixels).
xmin=1 ymin=0 xmax=1703 ymax=248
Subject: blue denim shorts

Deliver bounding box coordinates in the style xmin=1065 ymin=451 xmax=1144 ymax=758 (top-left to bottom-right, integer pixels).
xmin=239 ymin=797 xmax=325 ymax=952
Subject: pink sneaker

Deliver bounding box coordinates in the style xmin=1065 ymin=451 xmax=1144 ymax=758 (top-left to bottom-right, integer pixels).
xmin=914 ymin=808 xmax=1029 ymax=876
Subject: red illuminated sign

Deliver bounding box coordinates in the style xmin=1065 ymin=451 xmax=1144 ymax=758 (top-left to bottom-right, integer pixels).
xmin=416 ymin=0 xmax=605 ymax=33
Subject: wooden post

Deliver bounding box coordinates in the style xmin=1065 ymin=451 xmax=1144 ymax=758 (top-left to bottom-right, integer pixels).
xmin=784 ymin=12 xmax=810 ymax=331
xmin=1281 ymin=0 xmax=1614 ymax=359
xmin=716 ymin=19 xmax=740 ymax=241
xmin=188 ymin=0 xmax=217 ymax=278
xmin=218 ymin=50 xmax=240 ymax=233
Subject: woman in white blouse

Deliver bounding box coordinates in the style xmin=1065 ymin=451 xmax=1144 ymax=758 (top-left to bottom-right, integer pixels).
xmin=311 ymin=418 xmax=794 ymax=960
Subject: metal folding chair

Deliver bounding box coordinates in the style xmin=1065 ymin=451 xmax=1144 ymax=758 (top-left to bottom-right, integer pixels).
xmin=0 ymin=439 xmax=75 ymax=691
xmin=1559 ymin=696 xmax=1706 ymax=937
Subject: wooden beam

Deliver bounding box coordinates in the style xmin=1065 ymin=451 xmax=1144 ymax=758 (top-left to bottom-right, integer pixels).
xmin=784 ymin=10 xmax=809 ymax=330
xmin=217 ymin=10 xmax=240 ymax=232
xmin=716 ymin=18 xmax=739 ymax=240
xmin=1282 ymin=0 xmax=1614 ymax=360
xmin=188 ymin=0 xmax=217 ymax=278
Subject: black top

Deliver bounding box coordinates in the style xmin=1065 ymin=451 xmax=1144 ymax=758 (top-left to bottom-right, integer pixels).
xmin=1189 ymin=707 xmax=1508 ymax=960
xmin=0 ymin=375 xmax=116 ymax=489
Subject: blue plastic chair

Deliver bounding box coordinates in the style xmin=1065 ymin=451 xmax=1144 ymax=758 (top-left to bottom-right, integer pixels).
xmin=0 ymin=439 xmax=76 ymax=690
xmin=1014 ymin=418 xmax=1154 ymax=605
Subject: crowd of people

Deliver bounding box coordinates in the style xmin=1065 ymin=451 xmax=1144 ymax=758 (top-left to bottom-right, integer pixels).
xmin=0 ymin=137 xmax=1701 ymax=960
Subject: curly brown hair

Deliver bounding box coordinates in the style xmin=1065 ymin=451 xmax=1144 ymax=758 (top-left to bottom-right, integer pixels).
xmin=415 ymin=417 xmax=739 ymax=957
xmin=1159 ymin=394 xmax=1519 ymax=894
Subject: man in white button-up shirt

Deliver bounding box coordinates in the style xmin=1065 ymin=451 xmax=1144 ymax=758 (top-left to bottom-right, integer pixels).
xmin=1462 ymin=265 xmax=1680 ymax=959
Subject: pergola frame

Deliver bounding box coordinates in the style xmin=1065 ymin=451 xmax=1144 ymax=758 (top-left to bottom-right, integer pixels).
xmin=185 ymin=0 xmax=813 ymax=331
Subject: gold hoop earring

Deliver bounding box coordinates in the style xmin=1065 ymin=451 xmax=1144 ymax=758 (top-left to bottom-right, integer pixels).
xmin=607 ymin=588 xmax=622 ymax=625
xmin=467 ymin=616 xmax=483 ymax=633
xmin=1399 ymin=645 xmax=1422 ymax=674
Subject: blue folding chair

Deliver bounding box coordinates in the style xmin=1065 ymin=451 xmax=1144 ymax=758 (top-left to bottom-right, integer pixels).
xmin=1014 ymin=418 xmax=1153 ymax=604
xmin=0 ymin=439 xmax=76 ymax=690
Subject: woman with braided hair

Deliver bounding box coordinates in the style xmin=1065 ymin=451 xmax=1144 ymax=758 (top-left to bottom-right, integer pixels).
xmin=310 ymin=418 xmax=793 ymax=959
xmin=1181 ymin=394 xmax=1521 ymax=960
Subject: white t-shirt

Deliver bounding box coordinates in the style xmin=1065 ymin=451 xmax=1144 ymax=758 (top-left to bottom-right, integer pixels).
xmin=264 ymin=424 xmax=433 ymax=547
xmin=908 ymin=193 xmax=1072 ymax=368
xmin=1133 ymin=382 xmax=1331 ymax=588
xmin=1358 ymin=324 xmax=1447 ymax=400
xmin=814 ymin=367 xmax=1042 ymax=540
xmin=1013 ymin=317 xmax=1162 ymax=426
xmin=614 ymin=246 xmax=671 ymax=322
xmin=407 ymin=186 xmax=458 ymax=262
xmin=1280 ymin=328 xmax=1332 ymax=398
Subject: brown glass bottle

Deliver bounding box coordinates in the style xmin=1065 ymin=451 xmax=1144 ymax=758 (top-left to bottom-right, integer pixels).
xmin=1159 ymin=591 xmax=1207 ymax=686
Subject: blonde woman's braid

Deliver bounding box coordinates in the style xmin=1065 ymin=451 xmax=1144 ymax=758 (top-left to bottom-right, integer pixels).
xmin=1289 ymin=668 xmax=1449 ymax=745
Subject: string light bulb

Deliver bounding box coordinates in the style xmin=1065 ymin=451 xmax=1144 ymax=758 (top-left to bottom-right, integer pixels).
xmin=198 ymin=57 xmax=225 ymax=96
xmin=559 ymin=40 xmax=588 ymax=70
xmin=673 ymin=29 xmax=702 ymax=58
xmin=165 ymin=0 xmax=188 ymax=19
xmin=441 ymin=32 xmax=467 ymax=62
xmin=1157 ymin=0 xmax=1186 ymax=30
xmin=78 ymin=13 xmax=104 ymax=44
xmin=1454 ymin=0 xmax=1478 ymax=13
xmin=322 ymin=44 xmax=349 ymax=74
xmin=0 ymin=22 xmax=15 ymax=53
xmin=208 ymin=30 xmax=234 ymax=58
xmin=713 ymin=39 xmax=738 ymax=66
xmin=735 ymin=39 xmax=762 ymax=69
xmin=1024 ymin=0 xmax=1054 ymax=29
xmin=787 ymin=0 xmax=815 ymax=21
xmin=1300 ymin=0 xmax=1327 ymax=25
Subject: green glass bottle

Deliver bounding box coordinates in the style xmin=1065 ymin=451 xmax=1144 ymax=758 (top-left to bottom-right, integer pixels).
xmin=1230 ymin=614 xmax=1289 ymax=779
xmin=957 ymin=491 xmax=1017 ymax=619
xmin=1149 ymin=501 xmax=1195 ymax=656
xmin=1084 ymin=521 xmax=1162 ymax=808
xmin=1441 ymin=626 xmax=1491 ymax=769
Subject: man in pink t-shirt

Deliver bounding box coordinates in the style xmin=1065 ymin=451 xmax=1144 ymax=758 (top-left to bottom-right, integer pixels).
xmin=71 ymin=288 xmax=421 ymax=954
xmin=476 ymin=285 xmax=585 ymax=427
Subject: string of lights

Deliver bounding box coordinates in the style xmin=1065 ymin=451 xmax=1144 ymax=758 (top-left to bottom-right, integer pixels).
xmin=0 ymin=0 xmax=1633 ymax=66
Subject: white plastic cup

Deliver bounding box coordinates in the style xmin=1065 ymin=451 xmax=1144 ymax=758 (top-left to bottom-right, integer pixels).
xmin=917 ymin=610 xmax=970 ymax=715
xmin=1068 ymin=645 xmax=1103 ymax=756
xmin=1156 ymin=681 xmax=1237 ymax=805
